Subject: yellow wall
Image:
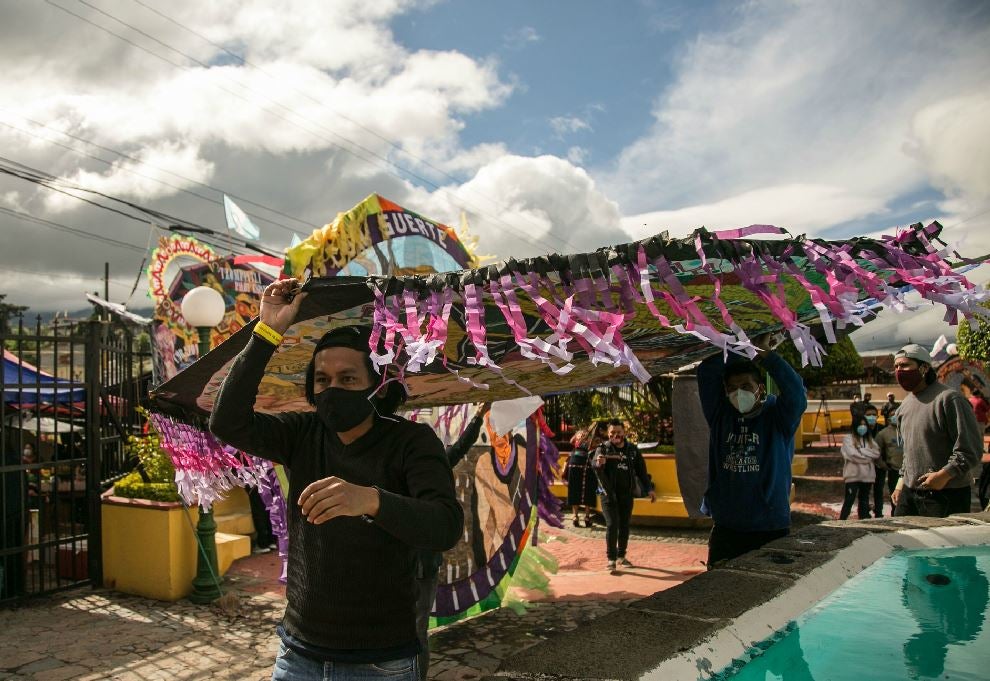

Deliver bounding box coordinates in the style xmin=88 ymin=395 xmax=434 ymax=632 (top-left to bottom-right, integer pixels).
xmin=102 ymin=500 xmax=200 ymax=601
xmin=553 ymin=453 xmax=803 ymax=522
xmin=551 ymin=455 xmax=690 ymax=519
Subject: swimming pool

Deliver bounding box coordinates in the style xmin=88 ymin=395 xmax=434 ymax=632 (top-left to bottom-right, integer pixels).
xmin=715 ymin=545 xmax=990 ymax=681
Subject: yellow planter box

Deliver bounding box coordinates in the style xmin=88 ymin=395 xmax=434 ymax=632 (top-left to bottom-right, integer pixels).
xmin=101 ymin=492 xmax=251 ymax=602
xmin=101 ymin=494 xmax=201 ymax=601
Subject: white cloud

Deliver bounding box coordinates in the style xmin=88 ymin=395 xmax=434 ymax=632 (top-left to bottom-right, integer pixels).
xmin=603 ymin=0 xmax=990 ymax=229
xmin=566 ymin=146 xmax=588 ymax=165
xmin=1 ymin=191 xmax=24 ymax=211
xmin=622 ymin=183 xmax=886 ymax=239
xmin=549 ymin=115 xmax=592 ymax=138
xmin=420 ymin=154 xmax=627 ymax=258
xmin=907 ymin=93 xmax=990 ymax=203
xmin=503 ymin=26 xmax=541 ymax=50
xmin=44 ymin=142 xmax=215 ymax=212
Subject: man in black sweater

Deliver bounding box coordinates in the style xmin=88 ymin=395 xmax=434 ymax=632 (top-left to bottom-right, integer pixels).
xmin=414 ymin=402 xmax=490 ymax=680
xmin=210 ymin=277 xmax=463 ymax=681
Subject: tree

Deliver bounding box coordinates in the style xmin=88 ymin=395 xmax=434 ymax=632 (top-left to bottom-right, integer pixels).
xmin=778 ymin=333 xmax=863 ymax=387
xmin=957 ymin=316 xmax=990 ymax=361
xmin=0 ymin=294 xmax=28 ymax=335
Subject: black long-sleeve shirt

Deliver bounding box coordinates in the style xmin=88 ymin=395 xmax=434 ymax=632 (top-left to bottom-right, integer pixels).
xmin=593 ymin=439 xmax=653 ymax=501
xmin=209 ymin=336 xmax=463 ymax=656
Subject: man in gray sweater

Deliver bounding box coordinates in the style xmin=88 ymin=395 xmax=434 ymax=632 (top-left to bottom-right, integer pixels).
xmin=891 ymin=344 xmax=982 ymax=517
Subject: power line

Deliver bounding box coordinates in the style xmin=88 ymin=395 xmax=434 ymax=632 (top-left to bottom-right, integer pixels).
xmin=45 ymin=0 xmax=575 ymax=255
xmin=0 ymin=205 xmax=147 ymax=253
xmin=0 ymin=156 xmax=280 ymax=257
xmin=0 ymin=114 xmax=312 ymax=234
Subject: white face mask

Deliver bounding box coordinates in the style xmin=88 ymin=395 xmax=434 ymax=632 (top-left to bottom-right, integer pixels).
xmin=728 ymin=389 xmax=758 ymax=413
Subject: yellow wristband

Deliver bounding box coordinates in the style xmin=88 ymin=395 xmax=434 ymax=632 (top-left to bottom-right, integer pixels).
xmin=253 ymin=321 xmax=283 ymax=346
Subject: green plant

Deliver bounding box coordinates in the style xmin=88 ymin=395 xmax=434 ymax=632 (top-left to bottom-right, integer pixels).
xmin=114 ymin=471 xmax=181 ymax=502
xmin=958 ymin=316 xmax=990 ymax=361
xmin=114 ymin=415 xmax=180 ymax=502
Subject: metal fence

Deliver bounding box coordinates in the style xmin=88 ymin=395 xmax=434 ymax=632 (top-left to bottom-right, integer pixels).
xmin=1 ymin=315 xmax=151 ymax=604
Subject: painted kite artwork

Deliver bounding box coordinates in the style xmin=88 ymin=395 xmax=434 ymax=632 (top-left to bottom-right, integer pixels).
xmin=148 ymin=198 xmax=990 ymax=619
xmin=151 ymin=219 xmax=990 ymax=419
xmin=430 ymin=413 xmax=548 ymax=624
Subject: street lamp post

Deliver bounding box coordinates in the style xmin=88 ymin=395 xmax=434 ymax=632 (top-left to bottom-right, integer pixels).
xmin=180 ymin=285 xmax=227 ymax=604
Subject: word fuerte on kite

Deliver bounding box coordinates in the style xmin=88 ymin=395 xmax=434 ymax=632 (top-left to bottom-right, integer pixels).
xmin=381 ymin=211 xmax=449 ymax=246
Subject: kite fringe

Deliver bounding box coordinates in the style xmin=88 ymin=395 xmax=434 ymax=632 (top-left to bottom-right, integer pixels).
xmin=366 ymin=221 xmax=990 ymax=383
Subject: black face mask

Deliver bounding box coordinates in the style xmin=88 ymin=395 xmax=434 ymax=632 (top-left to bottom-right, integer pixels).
xmin=314 ymin=386 xmax=377 ymax=432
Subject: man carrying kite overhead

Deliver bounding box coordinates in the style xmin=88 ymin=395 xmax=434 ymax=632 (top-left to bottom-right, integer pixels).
xmin=697 ymin=334 xmax=807 ymax=567
xmin=210 ymin=277 xmax=463 ymax=681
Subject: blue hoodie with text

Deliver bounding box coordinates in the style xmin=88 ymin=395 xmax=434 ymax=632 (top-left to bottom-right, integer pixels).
xmin=698 ymin=351 xmax=806 ymax=532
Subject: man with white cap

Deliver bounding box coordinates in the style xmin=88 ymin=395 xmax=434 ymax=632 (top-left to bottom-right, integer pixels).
xmin=891 ymin=343 xmax=982 ymax=517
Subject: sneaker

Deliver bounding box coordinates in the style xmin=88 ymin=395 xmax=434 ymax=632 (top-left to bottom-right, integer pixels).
xmin=618 ymin=558 xmax=633 ymax=567
xmin=606 ymin=560 xmax=617 ymax=571
xmin=252 ymin=546 xmax=272 ymax=555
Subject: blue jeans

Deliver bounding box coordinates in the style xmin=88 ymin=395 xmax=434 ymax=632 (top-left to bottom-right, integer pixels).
xmin=272 ymin=642 xmax=418 ymax=681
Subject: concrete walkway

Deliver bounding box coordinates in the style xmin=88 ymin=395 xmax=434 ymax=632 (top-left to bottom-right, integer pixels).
xmin=0 ymin=524 xmax=707 ymax=680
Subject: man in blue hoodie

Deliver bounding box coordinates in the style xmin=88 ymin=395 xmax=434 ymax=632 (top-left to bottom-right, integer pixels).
xmin=697 ymin=334 xmax=807 ymax=567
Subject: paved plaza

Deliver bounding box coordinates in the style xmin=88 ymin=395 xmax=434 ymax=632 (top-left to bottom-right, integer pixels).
xmin=0 ymin=524 xmax=709 ymax=680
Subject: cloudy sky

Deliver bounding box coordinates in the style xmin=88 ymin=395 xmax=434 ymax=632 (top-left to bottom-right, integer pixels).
xmin=1 ymin=0 xmax=988 ymax=352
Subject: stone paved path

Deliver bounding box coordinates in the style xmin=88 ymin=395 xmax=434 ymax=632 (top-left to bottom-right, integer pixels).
xmin=0 ymin=525 xmax=708 ymax=680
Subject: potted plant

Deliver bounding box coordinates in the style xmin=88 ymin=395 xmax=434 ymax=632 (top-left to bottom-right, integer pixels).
xmin=101 ymin=424 xmax=204 ymax=601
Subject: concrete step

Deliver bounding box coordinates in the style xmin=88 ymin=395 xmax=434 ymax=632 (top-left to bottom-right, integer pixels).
xmin=215 ymin=510 xmax=255 ymax=536
xmin=799 ymin=453 xmax=844 ymax=477
xmin=793 ymin=475 xmax=845 ymax=502
xmin=215 ymin=531 xmax=250 ymax=576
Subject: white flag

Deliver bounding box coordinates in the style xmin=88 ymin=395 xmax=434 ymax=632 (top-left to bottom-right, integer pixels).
xmin=223 ymin=194 xmax=260 ymax=240
xmin=489 ymin=396 xmax=544 ymax=436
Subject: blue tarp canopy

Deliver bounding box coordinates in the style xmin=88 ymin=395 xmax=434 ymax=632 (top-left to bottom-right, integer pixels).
xmin=2 ymin=350 xmax=85 ymax=405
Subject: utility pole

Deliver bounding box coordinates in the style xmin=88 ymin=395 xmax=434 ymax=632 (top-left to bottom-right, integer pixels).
xmin=103 ymin=262 xmax=110 ymax=321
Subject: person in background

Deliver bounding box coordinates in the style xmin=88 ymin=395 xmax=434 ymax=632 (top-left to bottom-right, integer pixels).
xmin=849 ymin=394 xmax=864 ymax=424
xmin=414 ymin=402 xmax=491 ymax=681
xmin=246 ymin=486 xmax=277 ymax=554
xmin=21 ymin=443 xmax=41 ymax=511
xmin=968 ymin=387 xmax=989 ymax=431
xmin=891 ymin=344 xmax=982 ymax=517
xmin=880 ymin=392 xmax=899 ymax=426
xmin=840 ymin=415 xmax=880 ymax=520
xmin=875 ymin=413 xmax=904 ymax=517
xmin=971 ymin=386 xmax=990 ymax=511
xmin=697 ymin=333 xmax=807 ymax=567
xmin=863 ymin=404 xmax=888 ymax=518
xmin=210 ymin=278 xmax=463 ymax=681
xmin=566 ymin=421 xmax=605 ymax=528
xmin=862 ymin=392 xmax=874 ymax=415
xmin=592 ymin=420 xmax=655 ymax=571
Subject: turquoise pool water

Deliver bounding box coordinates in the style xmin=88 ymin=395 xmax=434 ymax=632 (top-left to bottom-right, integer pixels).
xmin=716 ymin=546 xmax=990 ymax=681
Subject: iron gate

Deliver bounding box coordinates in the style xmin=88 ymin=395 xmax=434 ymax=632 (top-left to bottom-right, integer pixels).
xmin=1 ymin=316 xmax=150 ymax=604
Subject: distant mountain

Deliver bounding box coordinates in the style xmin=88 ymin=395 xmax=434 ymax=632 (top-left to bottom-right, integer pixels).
xmin=31 ymin=305 xmax=155 ymax=323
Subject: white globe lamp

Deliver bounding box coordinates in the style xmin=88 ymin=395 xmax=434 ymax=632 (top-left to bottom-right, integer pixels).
xmin=181 ymin=286 xmax=226 ymax=357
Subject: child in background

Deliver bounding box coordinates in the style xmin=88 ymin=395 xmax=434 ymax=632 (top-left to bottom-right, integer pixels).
xmin=840 ymin=415 xmax=880 ymax=520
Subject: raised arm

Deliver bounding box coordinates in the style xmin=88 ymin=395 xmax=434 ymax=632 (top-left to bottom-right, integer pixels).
xmin=446 ymin=403 xmax=491 ymax=468
xmin=209 ymin=278 xmax=308 ymax=466
xmin=760 ymin=351 xmax=807 ymax=435
xmin=697 ymin=354 xmax=726 ymax=426
xmin=209 ymin=337 xmax=307 ymax=466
